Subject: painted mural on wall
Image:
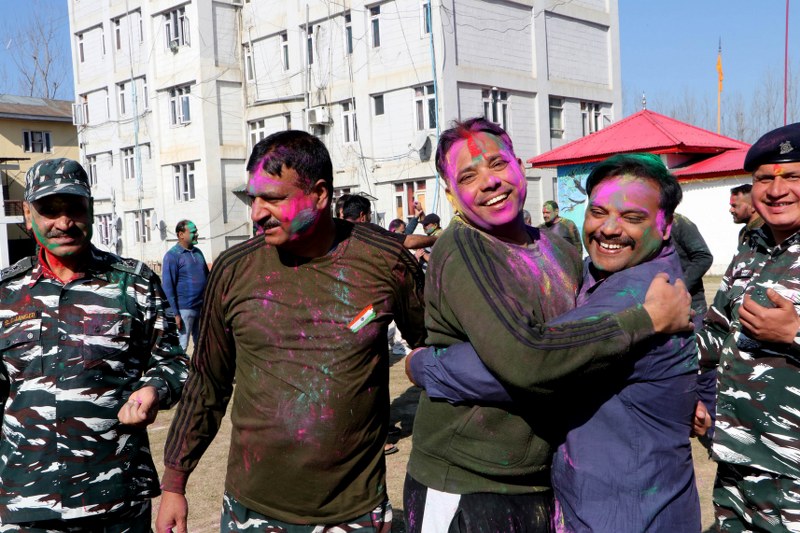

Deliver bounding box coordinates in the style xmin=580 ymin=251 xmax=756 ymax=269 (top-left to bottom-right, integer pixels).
xmin=555 ymin=163 xmax=596 ymax=237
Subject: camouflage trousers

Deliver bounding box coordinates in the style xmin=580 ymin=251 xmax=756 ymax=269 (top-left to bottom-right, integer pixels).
xmin=0 ymin=500 xmax=150 ymax=533
xmin=220 ymin=491 xmax=392 ymax=533
xmin=714 ymin=462 xmax=800 ymax=532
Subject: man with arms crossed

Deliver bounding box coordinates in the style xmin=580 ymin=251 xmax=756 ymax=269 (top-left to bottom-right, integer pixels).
xmin=402 ymin=119 xmax=694 ymax=532
xmin=157 ymin=131 xmax=426 ymax=532
xmin=698 ymin=122 xmax=800 ymax=532
xmin=408 ymin=153 xmax=709 ymax=532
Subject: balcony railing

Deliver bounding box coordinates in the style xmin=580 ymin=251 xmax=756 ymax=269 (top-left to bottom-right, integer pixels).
xmin=3 ymin=200 xmax=23 ymax=217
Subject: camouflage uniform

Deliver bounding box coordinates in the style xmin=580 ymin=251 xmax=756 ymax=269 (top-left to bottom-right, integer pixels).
xmin=0 ymin=246 xmax=188 ymax=525
xmin=697 ymin=228 xmax=800 ymax=532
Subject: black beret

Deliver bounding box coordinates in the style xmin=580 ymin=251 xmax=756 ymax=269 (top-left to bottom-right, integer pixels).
xmin=743 ymin=122 xmax=800 ymax=172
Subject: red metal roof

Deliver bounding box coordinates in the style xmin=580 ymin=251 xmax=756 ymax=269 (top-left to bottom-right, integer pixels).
xmin=672 ymin=148 xmax=750 ymax=181
xmin=530 ymin=110 xmax=749 ymax=167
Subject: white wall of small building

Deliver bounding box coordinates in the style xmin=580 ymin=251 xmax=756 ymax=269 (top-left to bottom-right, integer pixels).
xmin=676 ymin=175 xmax=753 ymax=276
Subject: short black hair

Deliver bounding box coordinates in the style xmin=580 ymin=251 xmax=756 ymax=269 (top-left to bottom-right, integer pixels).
xmin=585 ymin=153 xmax=682 ymax=218
xmin=730 ymin=184 xmax=752 ymax=196
xmin=246 ymin=130 xmax=333 ymax=197
xmin=175 ymin=219 xmax=191 ymax=235
xmin=335 ymin=194 xmax=352 ymax=217
xmin=435 ymin=117 xmax=515 ymax=179
xmin=543 ymin=200 xmax=559 ymax=211
xmin=388 ymin=219 xmax=406 ymax=232
xmin=342 ymin=195 xmax=371 ymax=222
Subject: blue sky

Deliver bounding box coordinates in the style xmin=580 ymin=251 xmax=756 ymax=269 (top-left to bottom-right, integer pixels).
xmin=0 ymin=0 xmax=797 ymax=118
xmin=619 ymin=0 xmax=798 ymax=116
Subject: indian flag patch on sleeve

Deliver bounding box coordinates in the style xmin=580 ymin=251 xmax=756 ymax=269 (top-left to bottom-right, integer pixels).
xmin=348 ymin=304 xmax=376 ymax=333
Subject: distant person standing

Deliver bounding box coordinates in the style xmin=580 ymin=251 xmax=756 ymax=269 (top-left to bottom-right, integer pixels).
xmin=540 ymin=200 xmax=582 ymax=253
xmin=729 ymin=184 xmax=764 ymax=247
xmin=162 ymin=220 xmax=209 ymax=351
xmin=671 ymin=213 xmax=713 ymax=328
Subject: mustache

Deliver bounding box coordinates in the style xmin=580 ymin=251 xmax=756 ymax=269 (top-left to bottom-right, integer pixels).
xmin=254 ymin=218 xmax=282 ymax=233
xmin=45 ymin=228 xmax=82 ymax=239
xmin=588 ymin=232 xmax=635 ymax=248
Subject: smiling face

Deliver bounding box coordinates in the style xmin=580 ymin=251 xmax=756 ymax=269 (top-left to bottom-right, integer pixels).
xmin=751 ymin=162 xmax=800 ymax=243
xmin=729 ymin=193 xmax=755 ymax=224
xmin=247 ymin=164 xmax=327 ymax=250
xmin=443 ymin=132 xmax=526 ymax=241
xmin=24 ymin=194 xmax=93 ymax=260
xmin=583 ymin=175 xmax=670 ymax=275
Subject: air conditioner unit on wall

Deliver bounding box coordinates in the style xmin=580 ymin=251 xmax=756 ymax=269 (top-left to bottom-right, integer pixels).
xmin=306 ymin=106 xmax=332 ymax=126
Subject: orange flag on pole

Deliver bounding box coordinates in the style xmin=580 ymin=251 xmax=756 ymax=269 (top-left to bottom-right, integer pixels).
xmin=716 ymin=41 xmax=724 ymax=93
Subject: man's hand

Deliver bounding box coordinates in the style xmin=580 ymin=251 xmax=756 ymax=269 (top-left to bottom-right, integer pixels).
xmin=117 ymin=386 xmax=159 ymax=428
xmin=174 ymin=314 xmax=183 ymax=333
xmin=405 ymin=347 xmax=425 ymax=386
xmin=739 ymin=289 xmax=800 ymax=344
xmin=643 ymin=273 xmax=694 ymax=334
xmin=414 ymin=200 xmax=424 ymax=219
xmin=691 ymin=400 xmax=712 ymax=437
xmin=156 ymin=491 xmax=189 ymax=533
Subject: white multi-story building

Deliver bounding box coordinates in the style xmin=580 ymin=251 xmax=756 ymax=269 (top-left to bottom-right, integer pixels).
xmin=68 ymin=0 xmax=621 ymax=263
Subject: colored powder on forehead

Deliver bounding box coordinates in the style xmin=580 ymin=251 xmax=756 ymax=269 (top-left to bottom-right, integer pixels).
xmin=467 ymin=135 xmax=482 ymax=158
xmin=774 ymin=164 xmax=783 ymax=175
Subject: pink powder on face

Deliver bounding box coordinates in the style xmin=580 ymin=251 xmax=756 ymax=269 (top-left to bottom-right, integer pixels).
xmin=774 ymin=164 xmax=784 ymax=175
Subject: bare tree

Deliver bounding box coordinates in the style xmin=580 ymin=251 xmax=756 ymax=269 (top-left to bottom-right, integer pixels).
xmin=3 ymin=1 xmax=70 ymax=99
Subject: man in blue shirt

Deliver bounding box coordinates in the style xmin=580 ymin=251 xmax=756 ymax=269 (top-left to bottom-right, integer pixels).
xmin=407 ymin=153 xmax=710 ymax=532
xmin=162 ymin=220 xmax=209 ymax=351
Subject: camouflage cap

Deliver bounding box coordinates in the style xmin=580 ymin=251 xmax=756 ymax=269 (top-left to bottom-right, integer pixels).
xmin=743 ymin=122 xmax=800 ymax=172
xmin=24 ymin=158 xmax=92 ymax=203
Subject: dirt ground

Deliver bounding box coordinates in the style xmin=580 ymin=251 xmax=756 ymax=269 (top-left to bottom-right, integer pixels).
xmin=149 ymin=276 xmax=724 ymax=531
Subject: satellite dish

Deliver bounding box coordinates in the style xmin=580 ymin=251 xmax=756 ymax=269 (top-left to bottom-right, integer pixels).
xmin=411 ymin=133 xmax=432 ymax=161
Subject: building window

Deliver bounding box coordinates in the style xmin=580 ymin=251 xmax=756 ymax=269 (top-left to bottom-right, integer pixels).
xmin=165 ymin=7 xmax=189 ymax=48
xmin=421 ymin=1 xmax=432 ymax=35
xmin=281 ymin=32 xmax=289 ymax=70
xmin=342 ymin=101 xmax=358 ymax=144
xmin=549 ymin=97 xmax=564 ymax=139
xmin=482 ymin=88 xmax=508 ymax=130
xmin=22 ymin=131 xmax=52 ymax=153
xmin=414 ymin=84 xmax=436 ymax=131
xmin=114 ymin=18 xmax=122 ymax=50
xmin=249 ymin=119 xmax=266 ymax=148
xmin=581 ymin=101 xmax=603 ymax=136
xmin=77 ymin=33 xmax=84 ymax=62
xmin=174 ymin=162 xmax=196 ymax=202
xmin=373 ymin=94 xmax=384 ymax=116
xmin=101 ymin=28 xmax=106 ymax=55
xmin=122 ymin=147 xmax=135 ymax=180
xmin=86 ymin=155 xmax=98 ymax=186
xmin=134 ymin=209 xmax=152 ymax=243
xmin=96 ymin=214 xmax=113 ymax=246
xmin=306 ymin=26 xmax=314 ymax=65
xmin=141 ymin=77 xmax=149 ymax=110
xmin=138 ymin=11 xmax=144 ymax=42
xmin=394 ymin=180 xmax=427 ymax=219
xmin=244 ymin=44 xmax=254 ymax=81
xmin=169 ymin=85 xmax=191 ymax=125
xmin=284 ymin=113 xmax=292 ymax=130
xmin=370 ymin=6 xmax=381 ymax=48
xmin=344 ymin=12 xmax=353 ymax=55
xmin=117 ymin=82 xmax=128 ymax=116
